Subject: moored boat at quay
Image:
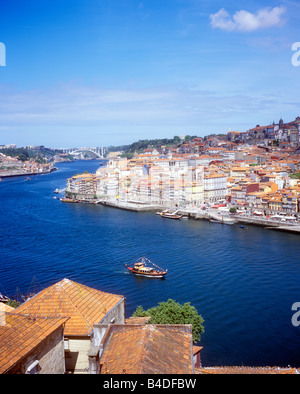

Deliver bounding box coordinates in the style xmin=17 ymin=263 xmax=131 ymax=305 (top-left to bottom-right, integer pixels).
xmin=126 ymin=257 xmax=167 ymax=278
xmin=60 ymin=197 xmax=79 ymax=203
xmin=159 ymin=209 xmax=182 ymax=220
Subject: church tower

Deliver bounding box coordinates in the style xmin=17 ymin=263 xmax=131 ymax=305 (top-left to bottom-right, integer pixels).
xmin=279 ymin=118 xmax=284 ymax=129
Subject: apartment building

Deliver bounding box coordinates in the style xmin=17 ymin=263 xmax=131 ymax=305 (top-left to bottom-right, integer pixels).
xmin=67 ymin=173 xmax=96 ymax=197
xmin=230 ymin=166 xmax=249 ymax=180
xmin=76 ymin=158 xmax=205 ymax=207
xmin=230 ymin=183 xmax=260 ymax=206
xmin=203 ymin=173 xmax=227 ymax=204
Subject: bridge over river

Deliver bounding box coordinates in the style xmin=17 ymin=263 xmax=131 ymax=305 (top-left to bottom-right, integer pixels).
xmin=63 ymin=147 xmax=105 ymax=158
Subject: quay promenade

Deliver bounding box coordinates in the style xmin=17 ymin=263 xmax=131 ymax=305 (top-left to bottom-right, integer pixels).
xmin=100 ymin=200 xmax=165 ymax=212
xmin=183 ymin=208 xmax=300 ymax=234
xmin=189 ymin=209 xmax=300 ymax=234
xmin=0 ymin=167 xmax=57 ymax=178
xmin=96 ymin=198 xmax=300 ymax=234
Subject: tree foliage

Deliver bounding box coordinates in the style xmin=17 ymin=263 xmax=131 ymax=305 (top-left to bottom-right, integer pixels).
xmin=0 ymin=147 xmax=61 ymax=162
xmin=107 ymin=135 xmax=198 ymax=158
xmin=132 ymin=299 xmax=204 ymax=343
xmin=6 ymin=299 xmax=20 ymax=308
xmin=290 ymin=171 xmax=300 ymax=179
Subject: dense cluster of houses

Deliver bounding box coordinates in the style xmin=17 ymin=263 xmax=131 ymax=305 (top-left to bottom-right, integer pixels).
xmin=0 ymin=154 xmax=54 ymax=178
xmin=65 ymin=116 xmax=300 ymax=218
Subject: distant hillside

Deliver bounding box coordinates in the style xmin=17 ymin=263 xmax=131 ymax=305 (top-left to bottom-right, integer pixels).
xmin=106 ymin=135 xmax=198 ymax=158
xmin=0 ymin=146 xmax=63 ymax=163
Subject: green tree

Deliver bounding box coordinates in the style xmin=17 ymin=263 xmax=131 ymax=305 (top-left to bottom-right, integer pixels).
xmin=6 ymin=299 xmax=20 ymax=308
xmin=132 ymin=299 xmax=204 ymax=343
xmin=290 ymin=172 xmax=300 ymax=179
xmin=17 ymin=153 xmax=29 ymax=162
xmin=173 ymin=135 xmax=181 ymax=144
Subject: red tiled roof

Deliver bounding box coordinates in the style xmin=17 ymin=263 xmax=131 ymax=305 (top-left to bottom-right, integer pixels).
xmin=0 ymin=312 xmax=68 ymax=374
xmin=14 ymin=279 xmax=124 ymax=336
xmin=196 ymin=366 xmax=299 ymax=374
xmin=125 ymin=316 xmax=152 ymax=325
xmin=100 ymin=324 xmax=193 ymax=374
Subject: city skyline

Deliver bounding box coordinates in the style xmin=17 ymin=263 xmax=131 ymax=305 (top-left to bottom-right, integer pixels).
xmin=0 ymin=0 xmax=299 ymax=148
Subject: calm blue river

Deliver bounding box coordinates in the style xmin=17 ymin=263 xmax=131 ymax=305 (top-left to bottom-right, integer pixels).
xmin=1 ymin=160 xmax=300 ymax=368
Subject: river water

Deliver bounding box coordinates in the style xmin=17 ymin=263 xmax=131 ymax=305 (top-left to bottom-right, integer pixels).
xmin=1 ymin=160 xmax=300 ymax=367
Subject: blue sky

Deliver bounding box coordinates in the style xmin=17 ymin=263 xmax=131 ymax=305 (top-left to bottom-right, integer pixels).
xmin=0 ymin=0 xmax=299 ymax=148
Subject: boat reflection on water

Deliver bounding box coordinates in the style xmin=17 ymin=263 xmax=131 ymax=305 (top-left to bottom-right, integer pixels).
xmin=126 ymin=257 xmax=167 ymax=279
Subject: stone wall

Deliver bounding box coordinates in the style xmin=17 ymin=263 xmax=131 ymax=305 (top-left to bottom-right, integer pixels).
xmin=7 ymin=326 xmax=65 ymax=374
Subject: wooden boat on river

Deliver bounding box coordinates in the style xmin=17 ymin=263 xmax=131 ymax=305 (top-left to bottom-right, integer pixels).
xmin=159 ymin=209 xmax=182 ymax=220
xmin=60 ymin=197 xmax=79 ymax=203
xmin=126 ymin=257 xmax=167 ymax=278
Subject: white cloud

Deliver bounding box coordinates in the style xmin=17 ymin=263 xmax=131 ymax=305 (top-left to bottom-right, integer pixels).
xmin=210 ymin=6 xmax=286 ymax=32
xmin=0 ymin=82 xmax=298 ymax=146
xmin=0 ymin=82 xmax=294 ymax=128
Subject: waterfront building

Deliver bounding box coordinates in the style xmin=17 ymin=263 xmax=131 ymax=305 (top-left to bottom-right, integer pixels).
xmin=281 ymin=189 xmax=299 ymax=214
xmin=203 ymin=173 xmax=227 ymax=204
xmin=230 ymin=186 xmax=243 ymax=205
xmin=67 ymin=172 xmax=96 ymax=200
xmin=268 ymin=194 xmax=283 ymax=212
xmin=68 ymin=156 xmax=205 ymax=208
xmin=184 ymin=166 xmax=204 ymax=207
xmin=245 ymin=191 xmax=268 ymax=212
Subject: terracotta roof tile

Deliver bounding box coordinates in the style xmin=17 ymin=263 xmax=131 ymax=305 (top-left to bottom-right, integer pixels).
xmin=0 ymin=312 xmax=68 ymax=374
xmin=125 ymin=316 xmax=152 ymax=324
xmin=196 ymin=366 xmax=299 ymax=374
xmin=14 ymin=279 xmax=124 ymax=336
xmin=100 ymin=324 xmax=193 ymax=374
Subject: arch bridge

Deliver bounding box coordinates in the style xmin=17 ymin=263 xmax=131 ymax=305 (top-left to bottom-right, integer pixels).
xmin=63 ymin=147 xmax=104 ymax=158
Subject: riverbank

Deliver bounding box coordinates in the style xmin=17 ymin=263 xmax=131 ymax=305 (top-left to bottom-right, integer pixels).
xmin=100 ymin=200 xmax=165 ymax=212
xmin=182 ymin=208 xmax=300 ymax=234
xmin=0 ymin=167 xmax=57 ymax=179
xmin=63 ymin=179 xmax=300 ymax=234
xmin=94 ymin=199 xmax=300 ymax=234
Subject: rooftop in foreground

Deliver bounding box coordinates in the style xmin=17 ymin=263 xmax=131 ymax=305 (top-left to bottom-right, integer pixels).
xmin=196 ymin=366 xmax=299 ymax=374
xmin=14 ymin=278 xmax=124 ymax=336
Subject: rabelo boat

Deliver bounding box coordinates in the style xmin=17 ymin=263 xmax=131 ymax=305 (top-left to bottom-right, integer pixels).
xmin=126 ymin=257 xmax=167 ymax=278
